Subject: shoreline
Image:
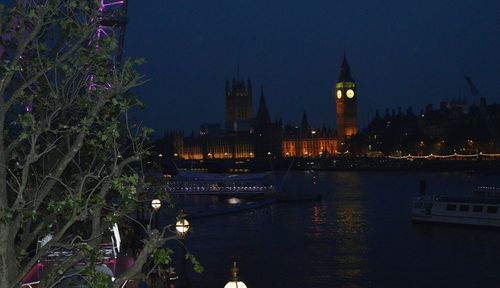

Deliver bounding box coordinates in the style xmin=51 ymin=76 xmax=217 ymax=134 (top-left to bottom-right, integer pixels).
xmin=166 ymin=158 xmax=500 ymax=175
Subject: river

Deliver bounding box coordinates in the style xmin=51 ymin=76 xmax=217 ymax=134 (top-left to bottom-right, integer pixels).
xmin=179 ymin=171 xmax=500 ymax=287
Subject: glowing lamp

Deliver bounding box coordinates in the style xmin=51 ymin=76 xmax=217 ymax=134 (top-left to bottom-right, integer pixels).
xmin=151 ymin=199 xmax=162 ymax=211
xmin=176 ymin=219 xmax=190 ymax=234
xmin=224 ymin=262 xmax=247 ymax=288
xmin=228 ymin=197 xmax=241 ymax=205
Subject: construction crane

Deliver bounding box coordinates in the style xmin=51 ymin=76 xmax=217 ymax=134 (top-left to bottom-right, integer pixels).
xmin=464 ymin=76 xmax=498 ymax=150
xmin=464 ymin=76 xmax=479 ymax=105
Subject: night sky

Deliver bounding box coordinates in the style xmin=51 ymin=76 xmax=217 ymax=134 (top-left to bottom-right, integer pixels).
xmin=125 ymin=0 xmax=500 ymax=135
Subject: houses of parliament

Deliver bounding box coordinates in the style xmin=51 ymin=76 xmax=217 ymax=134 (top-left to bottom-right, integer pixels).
xmin=160 ymin=55 xmax=358 ymax=160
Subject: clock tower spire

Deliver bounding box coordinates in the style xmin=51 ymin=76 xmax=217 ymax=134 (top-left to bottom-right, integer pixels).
xmin=334 ymin=54 xmax=357 ymax=138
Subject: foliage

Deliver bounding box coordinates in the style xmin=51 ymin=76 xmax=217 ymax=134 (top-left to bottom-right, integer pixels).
xmin=187 ymin=253 xmax=204 ymax=274
xmin=0 ymin=1 xmax=187 ymax=287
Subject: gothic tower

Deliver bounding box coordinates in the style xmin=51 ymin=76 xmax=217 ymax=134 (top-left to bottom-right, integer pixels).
xmin=254 ymin=87 xmax=272 ymax=157
xmin=334 ymin=54 xmax=357 ymax=138
xmin=225 ymin=75 xmax=253 ymax=132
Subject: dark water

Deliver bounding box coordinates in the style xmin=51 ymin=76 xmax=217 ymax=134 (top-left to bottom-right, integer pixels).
xmin=180 ymin=171 xmax=500 ymax=288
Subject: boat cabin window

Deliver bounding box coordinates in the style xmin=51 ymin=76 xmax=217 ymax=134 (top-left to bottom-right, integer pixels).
xmin=486 ymin=206 xmax=498 ymax=214
xmin=459 ymin=205 xmax=470 ymax=212
xmin=446 ymin=204 xmax=457 ymax=211
xmin=472 ymin=205 xmax=484 ymax=213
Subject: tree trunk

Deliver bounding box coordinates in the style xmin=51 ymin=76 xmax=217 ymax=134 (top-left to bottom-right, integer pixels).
xmin=0 ymin=223 xmax=17 ymax=288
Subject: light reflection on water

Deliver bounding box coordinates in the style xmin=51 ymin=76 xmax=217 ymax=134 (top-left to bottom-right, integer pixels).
xmin=183 ymin=171 xmax=500 ymax=288
xmin=330 ymin=172 xmax=368 ymax=286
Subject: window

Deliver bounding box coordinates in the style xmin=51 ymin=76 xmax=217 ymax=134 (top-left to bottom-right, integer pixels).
xmin=446 ymin=204 xmax=457 ymax=211
xmin=487 ymin=206 xmax=498 ymax=214
xmin=473 ymin=205 xmax=484 ymax=213
xmin=459 ymin=205 xmax=470 ymax=212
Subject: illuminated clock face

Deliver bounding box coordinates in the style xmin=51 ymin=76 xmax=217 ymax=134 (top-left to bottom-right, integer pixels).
xmin=346 ymin=89 xmax=355 ymax=98
xmin=336 ymin=90 xmax=342 ymax=99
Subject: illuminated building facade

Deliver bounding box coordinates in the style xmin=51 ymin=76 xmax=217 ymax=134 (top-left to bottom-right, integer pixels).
xmin=335 ymin=54 xmax=358 ymax=138
xmin=161 ymin=78 xmax=281 ymax=160
xmin=282 ymin=55 xmax=359 ymax=157
xmin=160 ymin=55 xmax=361 ymax=160
xmin=156 ymin=56 xmax=500 ymax=161
xmin=282 ymin=112 xmax=339 ymax=157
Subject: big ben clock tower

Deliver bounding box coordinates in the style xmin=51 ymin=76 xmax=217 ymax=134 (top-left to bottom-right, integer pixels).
xmin=334 ymin=54 xmax=357 ymax=138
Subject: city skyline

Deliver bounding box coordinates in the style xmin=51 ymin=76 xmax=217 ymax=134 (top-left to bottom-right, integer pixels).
xmin=125 ymin=0 xmax=500 ymax=134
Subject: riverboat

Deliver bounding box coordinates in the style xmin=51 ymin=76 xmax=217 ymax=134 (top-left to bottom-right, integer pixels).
xmin=412 ymin=186 xmax=500 ymax=227
xmin=165 ymin=171 xmax=277 ymax=195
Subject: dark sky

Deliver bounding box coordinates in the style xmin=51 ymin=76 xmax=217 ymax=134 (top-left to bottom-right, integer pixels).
xmin=125 ymin=0 xmax=500 ymax=135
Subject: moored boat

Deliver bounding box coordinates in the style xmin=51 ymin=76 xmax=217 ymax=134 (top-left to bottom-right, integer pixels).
xmin=165 ymin=171 xmax=277 ymax=195
xmin=412 ymin=186 xmax=500 ymax=227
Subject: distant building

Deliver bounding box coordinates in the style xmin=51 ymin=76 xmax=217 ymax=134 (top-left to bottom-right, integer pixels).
xmin=160 ymin=55 xmax=361 ymax=160
xmin=335 ymin=54 xmax=358 ymax=138
xmin=364 ymin=97 xmax=500 ymax=155
xmin=254 ymin=87 xmax=283 ymax=158
xmin=281 ymin=112 xmax=338 ymax=157
xmin=156 ymin=56 xmax=500 ymax=161
xmin=364 ymin=107 xmax=420 ymax=155
xmin=225 ymin=76 xmax=253 ymax=132
xmin=282 ymin=54 xmax=358 ymax=157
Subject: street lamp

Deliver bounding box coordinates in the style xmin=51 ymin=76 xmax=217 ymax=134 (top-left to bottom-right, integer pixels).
xmin=151 ymin=199 xmax=162 ymax=230
xmin=176 ymin=219 xmax=190 ymax=235
xmin=224 ymin=262 xmax=247 ymax=288
xmin=167 ymin=271 xmax=179 ymax=288
xmin=151 ymin=199 xmax=162 ymax=211
xmin=176 ymin=217 xmax=190 ymax=288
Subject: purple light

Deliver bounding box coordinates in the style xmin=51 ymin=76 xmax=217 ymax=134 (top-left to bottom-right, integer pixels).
xmin=96 ymin=26 xmax=109 ymax=39
xmin=25 ymin=102 xmax=32 ymax=113
xmin=87 ymin=75 xmax=97 ymax=91
xmin=89 ymin=0 xmax=125 ymax=90
xmin=99 ymin=0 xmax=124 ymax=12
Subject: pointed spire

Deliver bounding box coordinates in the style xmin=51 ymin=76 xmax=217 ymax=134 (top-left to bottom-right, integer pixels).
xmin=338 ymin=53 xmax=354 ymax=82
xmin=301 ymin=111 xmax=310 ymax=130
xmin=256 ymin=86 xmax=270 ymax=124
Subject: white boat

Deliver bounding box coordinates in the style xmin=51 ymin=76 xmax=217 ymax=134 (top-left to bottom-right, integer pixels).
xmin=412 ymin=186 xmax=500 ymax=227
